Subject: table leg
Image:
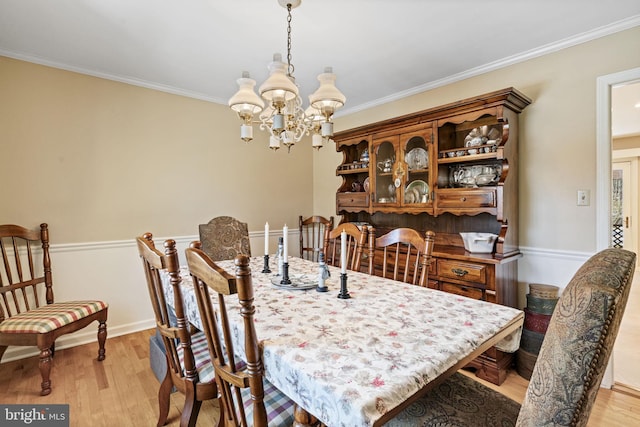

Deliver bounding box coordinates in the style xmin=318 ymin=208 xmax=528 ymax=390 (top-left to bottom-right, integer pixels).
xmin=293 ymin=404 xmax=324 ymax=427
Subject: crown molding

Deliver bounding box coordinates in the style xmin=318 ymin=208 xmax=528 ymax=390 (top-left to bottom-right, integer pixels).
xmin=2 ymin=15 xmax=639 ymax=112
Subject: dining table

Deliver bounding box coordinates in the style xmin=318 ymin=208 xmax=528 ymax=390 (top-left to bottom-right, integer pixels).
xmin=164 ymin=255 xmax=524 ymax=427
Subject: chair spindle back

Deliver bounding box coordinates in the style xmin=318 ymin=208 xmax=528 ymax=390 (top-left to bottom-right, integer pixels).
xmin=374 ymin=228 xmax=435 ymax=286
xmin=186 ymin=248 xmax=268 ymax=427
xmin=0 ymin=224 xmax=52 ymax=321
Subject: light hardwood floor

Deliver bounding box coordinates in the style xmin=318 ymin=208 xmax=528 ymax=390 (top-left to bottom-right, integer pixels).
xmin=0 ymin=329 xmax=638 ymax=426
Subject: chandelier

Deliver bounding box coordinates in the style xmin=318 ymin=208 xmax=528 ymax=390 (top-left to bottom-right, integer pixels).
xmin=228 ymin=0 xmax=346 ymax=151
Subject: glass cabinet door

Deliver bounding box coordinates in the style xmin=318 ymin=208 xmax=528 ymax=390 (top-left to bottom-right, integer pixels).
xmin=372 ymin=137 xmax=398 ymax=205
xmin=401 ymin=130 xmax=432 ymax=207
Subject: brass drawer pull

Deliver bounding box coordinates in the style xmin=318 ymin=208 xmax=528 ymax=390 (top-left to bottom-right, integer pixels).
xmin=451 ymin=268 xmax=469 ymax=277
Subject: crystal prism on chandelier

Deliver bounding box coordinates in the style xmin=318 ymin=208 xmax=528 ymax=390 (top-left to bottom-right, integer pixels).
xmin=228 ymin=0 xmax=346 ymax=151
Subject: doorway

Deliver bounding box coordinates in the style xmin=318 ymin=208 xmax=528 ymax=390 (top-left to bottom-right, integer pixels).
xmin=611 ymin=159 xmax=640 ymax=392
xmin=611 ymin=160 xmax=637 ymax=253
xmin=597 ymin=67 xmax=640 ymax=392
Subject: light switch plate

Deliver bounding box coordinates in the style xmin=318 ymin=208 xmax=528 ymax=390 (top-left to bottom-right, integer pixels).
xmin=577 ymin=189 xmax=590 ymax=206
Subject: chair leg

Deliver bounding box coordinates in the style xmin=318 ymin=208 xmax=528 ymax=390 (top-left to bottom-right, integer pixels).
xmin=97 ymin=319 xmax=107 ymax=361
xmin=156 ymin=367 xmax=173 ymax=427
xmin=180 ymin=381 xmax=201 ymax=427
xmin=38 ymin=346 xmax=52 ymax=396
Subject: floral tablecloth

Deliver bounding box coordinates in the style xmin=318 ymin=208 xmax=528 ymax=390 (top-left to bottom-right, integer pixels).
xmin=165 ymin=256 xmax=523 ymax=427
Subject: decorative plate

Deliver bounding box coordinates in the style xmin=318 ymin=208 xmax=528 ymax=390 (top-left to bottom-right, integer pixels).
xmin=405 ymin=180 xmax=429 ymax=202
xmin=271 ymin=274 xmax=317 ymax=290
xmin=363 ymin=177 xmax=370 ymax=193
xmin=405 ymin=148 xmax=429 ymax=170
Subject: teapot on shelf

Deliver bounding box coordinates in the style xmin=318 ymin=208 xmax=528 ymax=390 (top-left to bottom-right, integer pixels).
xmin=360 ymin=148 xmax=369 ymax=162
xmin=377 ymin=157 xmax=394 ymax=173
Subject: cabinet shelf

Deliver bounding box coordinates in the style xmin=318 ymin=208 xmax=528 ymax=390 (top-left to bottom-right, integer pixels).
xmin=438 ymin=152 xmax=497 ymax=164
xmin=337 ymin=167 xmax=369 ymax=175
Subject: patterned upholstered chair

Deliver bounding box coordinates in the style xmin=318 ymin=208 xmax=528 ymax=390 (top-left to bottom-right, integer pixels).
xmin=185 ymin=246 xmax=295 ymax=427
xmin=384 ymin=248 xmax=636 ymax=427
xmin=199 ymin=216 xmax=251 ymax=261
xmin=137 ymin=234 xmax=218 ymax=427
xmin=0 ymin=223 xmax=108 ymax=396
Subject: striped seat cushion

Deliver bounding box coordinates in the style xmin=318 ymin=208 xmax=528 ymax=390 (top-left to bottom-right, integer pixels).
xmin=177 ymin=331 xmax=215 ymax=384
xmin=242 ymin=378 xmax=295 ymax=425
xmin=0 ymin=300 xmax=107 ymax=334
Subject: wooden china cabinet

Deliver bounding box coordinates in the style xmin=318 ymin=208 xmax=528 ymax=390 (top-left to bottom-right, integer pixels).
xmin=334 ymin=88 xmax=531 ymax=385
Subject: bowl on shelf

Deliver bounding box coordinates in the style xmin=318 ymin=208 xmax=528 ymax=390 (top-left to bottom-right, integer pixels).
xmin=459 ymin=232 xmax=498 ymax=253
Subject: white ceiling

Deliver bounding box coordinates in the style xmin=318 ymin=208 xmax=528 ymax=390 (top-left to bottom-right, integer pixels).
xmin=1 ymin=0 xmax=639 ymax=135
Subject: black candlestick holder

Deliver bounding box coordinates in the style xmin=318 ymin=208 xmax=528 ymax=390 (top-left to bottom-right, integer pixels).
xmin=337 ymin=273 xmax=350 ymax=299
xmin=261 ymin=254 xmax=271 ymax=273
xmin=280 ymin=262 xmax=291 ymax=285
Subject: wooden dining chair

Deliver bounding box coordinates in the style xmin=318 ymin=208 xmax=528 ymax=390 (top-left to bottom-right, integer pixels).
xmin=299 ymin=215 xmax=334 ymax=261
xmin=323 ymin=223 xmax=372 ymax=273
xmin=185 ymin=246 xmax=295 ymax=427
xmin=385 ymin=248 xmax=636 ymax=427
xmin=199 ymin=216 xmax=251 ymax=261
xmin=373 ymin=228 xmax=435 ymax=286
xmin=136 ymin=233 xmax=218 ymax=427
xmin=0 ymin=223 xmax=108 ymax=396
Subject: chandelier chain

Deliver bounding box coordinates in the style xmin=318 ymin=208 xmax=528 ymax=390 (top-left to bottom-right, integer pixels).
xmin=286 ymin=4 xmax=295 ymax=77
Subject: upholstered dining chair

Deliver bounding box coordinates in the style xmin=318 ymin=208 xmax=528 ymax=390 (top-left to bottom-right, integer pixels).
xmin=384 ymin=247 xmax=636 ymax=427
xmin=323 ymin=223 xmax=373 ymax=273
xmin=199 ymin=216 xmax=251 ymax=261
xmin=136 ymin=233 xmax=218 ymax=427
xmin=373 ymin=228 xmax=435 ymax=286
xmin=185 ymin=245 xmax=295 ymax=427
xmin=299 ymin=215 xmax=334 ymax=261
xmin=0 ymin=223 xmax=108 ymax=396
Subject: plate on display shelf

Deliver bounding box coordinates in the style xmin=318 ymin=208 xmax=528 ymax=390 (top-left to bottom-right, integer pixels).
xmin=271 ymin=274 xmax=318 ymax=290
xmin=405 ymin=147 xmax=429 ymax=170
xmin=405 ymin=180 xmax=429 ymax=202
xmin=363 ymin=177 xmax=370 ymax=193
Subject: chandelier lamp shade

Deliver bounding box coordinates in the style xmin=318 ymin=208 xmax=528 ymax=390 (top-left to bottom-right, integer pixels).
xmin=228 ymin=0 xmax=346 ymax=151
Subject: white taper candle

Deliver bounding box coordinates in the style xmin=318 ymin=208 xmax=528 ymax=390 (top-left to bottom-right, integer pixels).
xmin=283 ymin=224 xmax=288 ymax=263
xmin=341 ymin=229 xmax=347 ymax=274
xmin=264 ymin=222 xmax=269 ymax=255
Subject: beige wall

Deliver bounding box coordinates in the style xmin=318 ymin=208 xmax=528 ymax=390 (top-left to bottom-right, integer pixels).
xmin=317 ymin=26 xmax=640 ymax=253
xmin=0 ymin=56 xmax=314 ymax=244
xmin=1 ymin=26 xmax=640 ymax=251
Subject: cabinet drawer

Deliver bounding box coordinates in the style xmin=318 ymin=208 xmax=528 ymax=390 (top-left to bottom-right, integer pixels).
xmin=436 ymin=188 xmax=496 ymax=209
xmin=437 ymin=259 xmax=487 ymax=285
xmin=336 ymin=192 xmax=369 ymax=209
xmin=441 ymin=282 xmax=496 ymax=303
